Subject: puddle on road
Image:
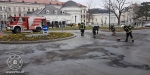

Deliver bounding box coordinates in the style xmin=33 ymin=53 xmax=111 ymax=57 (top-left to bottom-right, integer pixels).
xmin=26 ymin=45 xmax=150 ymax=71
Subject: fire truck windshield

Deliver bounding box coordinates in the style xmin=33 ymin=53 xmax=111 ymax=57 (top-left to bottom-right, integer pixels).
xmin=18 ymin=17 xmax=23 ymax=22
xmin=9 ymin=18 xmax=17 ymax=23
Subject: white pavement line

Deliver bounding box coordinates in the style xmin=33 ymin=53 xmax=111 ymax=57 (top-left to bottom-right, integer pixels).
xmin=73 ymin=60 xmax=114 ymax=75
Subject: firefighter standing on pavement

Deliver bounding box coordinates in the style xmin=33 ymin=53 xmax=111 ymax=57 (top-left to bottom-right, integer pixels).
xmin=92 ymin=26 xmax=98 ymax=38
xmin=41 ymin=19 xmax=46 ymax=26
xmin=96 ymin=26 xmax=99 ymax=34
xmin=79 ymin=22 xmax=86 ymax=36
xmin=110 ymin=24 xmax=116 ymax=36
xmin=122 ymin=25 xmax=134 ymax=42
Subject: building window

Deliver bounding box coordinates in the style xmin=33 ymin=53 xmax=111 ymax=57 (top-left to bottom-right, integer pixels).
xmin=83 ymin=15 xmax=85 ymax=18
xmin=3 ymin=7 xmax=5 ymax=10
xmin=54 ymin=10 xmax=57 ymax=14
xmin=32 ymin=8 xmax=34 ymax=11
xmin=46 ymin=10 xmax=49 ymax=14
xmin=61 ymin=11 xmax=65 ymax=14
xmin=14 ymin=7 xmax=16 ymax=11
xmin=18 ymin=7 xmax=21 ymax=10
xmin=19 ymin=14 xmax=21 ymax=16
xmin=4 ymin=15 xmax=6 ymax=18
xmin=28 ymin=8 xmax=30 ymax=11
xmin=1 ymin=15 xmax=3 ymax=18
xmin=23 ymin=7 xmax=25 ymax=11
xmin=0 ymin=7 xmax=2 ymax=11
xmin=8 ymin=7 xmax=11 ymax=11
xmin=14 ymin=14 xmax=16 ymax=16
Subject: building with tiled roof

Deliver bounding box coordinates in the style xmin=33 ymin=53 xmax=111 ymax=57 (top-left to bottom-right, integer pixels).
xmin=87 ymin=8 xmax=117 ymax=25
xmin=26 ymin=0 xmax=86 ymax=27
xmin=0 ymin=0 xmax=86 ymax=24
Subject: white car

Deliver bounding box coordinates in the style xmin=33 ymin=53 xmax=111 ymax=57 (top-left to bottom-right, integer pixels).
xmin=144 ymin=22 xmax=150 ymax=27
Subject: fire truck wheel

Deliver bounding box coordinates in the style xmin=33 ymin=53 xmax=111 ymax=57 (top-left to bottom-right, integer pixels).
xmin=36 ymin=27 xmax=42 ymax=32
xmin=14 ymin=27 xmax=21 ymax=33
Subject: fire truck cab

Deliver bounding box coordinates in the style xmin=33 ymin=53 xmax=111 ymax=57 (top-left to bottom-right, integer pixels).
xmin=6 ymin=16 xmax=47 ymax=33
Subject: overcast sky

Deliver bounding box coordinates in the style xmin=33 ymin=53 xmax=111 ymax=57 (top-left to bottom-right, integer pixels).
xmin=60 ymin=0 xmax=150 ymax=8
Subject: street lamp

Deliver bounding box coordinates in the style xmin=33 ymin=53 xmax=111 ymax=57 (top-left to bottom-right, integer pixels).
xmin=95 ymin=18 xmax=98 ymax=25
xmin=109 ymin=0 xmax=110 ymax=30
xmin=0 ymin=14 xmax=1 ymax=20
xmin=75 ymin=15 xmax=77 ymax=24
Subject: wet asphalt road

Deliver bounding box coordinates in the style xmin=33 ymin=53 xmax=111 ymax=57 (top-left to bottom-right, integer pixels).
xmin=0 ymin=29 xmax=150 ymax=75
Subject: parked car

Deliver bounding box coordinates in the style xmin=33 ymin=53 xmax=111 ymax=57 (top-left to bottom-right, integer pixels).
xmin=144 ymin=22 xmax=150 ymax=27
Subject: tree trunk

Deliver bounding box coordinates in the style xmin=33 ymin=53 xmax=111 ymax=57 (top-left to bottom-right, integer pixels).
xmin=118 ymin=18 xmax=120 ymax=26
xmin=146 ymin=16 xmax=148 ymax=21
xmin=118 ymin=12 xmax=121 ymax=26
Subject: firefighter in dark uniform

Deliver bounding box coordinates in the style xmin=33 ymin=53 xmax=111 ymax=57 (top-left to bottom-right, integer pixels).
xmin=92 ymin=26 xmax=98 ymax=38
xmin=123 ymin=25 xmax=134 ymax=42
xmin=110 ymin=24 xmax=116 ymax=36
xmin=41 ymin=19 xmax=46 ymax=26
xmin=96 ymin=26 xmax=99 ymax=34
xmin=79 ymin=22 xmax=86 ymax=36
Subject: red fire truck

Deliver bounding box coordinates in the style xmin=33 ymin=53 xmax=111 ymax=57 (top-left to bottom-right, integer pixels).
xmin=6 ymin=16 xmax=47 ymax=33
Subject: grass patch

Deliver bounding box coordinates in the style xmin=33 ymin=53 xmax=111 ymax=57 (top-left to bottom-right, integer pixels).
xmin=0 ymin=32 xmax=74 ymax=41
xmin=49 ymin=26 xmax=93 ymax=30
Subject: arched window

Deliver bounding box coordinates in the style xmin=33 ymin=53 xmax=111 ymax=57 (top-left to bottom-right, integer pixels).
xmin=54 ymin=10 xmax=57 ymax=14
xmin=46 ymin=10 xmax=49 ymax=14
xmin=32 ymin=8 xmax=34 ymax=11
xmin=61 ymin=11 xmax=65 ymax=14
xmin=28 ymin=8 xmax=30 ymax=11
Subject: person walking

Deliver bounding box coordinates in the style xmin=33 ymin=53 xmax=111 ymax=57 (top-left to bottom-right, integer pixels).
xmin=122 ymin=25 xmax=134 ymax=42
xmin=79 ymin=22 xmax=86 ymax=36
xmin=110 ymin=24 xmax=116 ymax=36
xmin=92 ymin=26 xmax=98 ymax=38
xmin=96 ymin=26 xmax=99 ymax=34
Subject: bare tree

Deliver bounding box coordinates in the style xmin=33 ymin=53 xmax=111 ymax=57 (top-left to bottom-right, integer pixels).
xmin=131 ymin=3 xmax=140 ymax=21
xmin=86 ymin=0 xmax=95 ymax=23
xmin=103 ymin=0 xmax=129 ymax=25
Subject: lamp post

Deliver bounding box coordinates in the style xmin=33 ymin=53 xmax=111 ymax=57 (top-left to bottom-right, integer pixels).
xmin=0 ymin=14 xmax=1 ymax=27
xmin=75 ymin=15 xmax=77 ymax=24
xmin=109 ymin=0 xmax=110 ymax=30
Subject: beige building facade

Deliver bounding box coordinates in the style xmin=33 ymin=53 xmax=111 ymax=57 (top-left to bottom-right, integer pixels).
xmin=0 ymin=0 xmax=86 ymax=25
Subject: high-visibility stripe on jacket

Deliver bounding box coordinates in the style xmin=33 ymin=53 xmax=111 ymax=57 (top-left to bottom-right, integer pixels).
xmin=79 ymin=24 xmax=85 ymax=30
xmin=124 ymin=26 xmax=133 ymax=33
xmin=110 ymin=26 xmax=115 ymax=31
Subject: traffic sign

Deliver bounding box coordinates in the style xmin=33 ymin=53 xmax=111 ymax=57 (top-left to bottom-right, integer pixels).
xmin=42 ymin=26 xmax=48 ymax=34
xmin=42 ymin=26 xmax=48 ymax=31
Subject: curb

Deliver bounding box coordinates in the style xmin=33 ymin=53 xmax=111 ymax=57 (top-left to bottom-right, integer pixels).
xmin=0 ymin=35 xmax=76 ymax=44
